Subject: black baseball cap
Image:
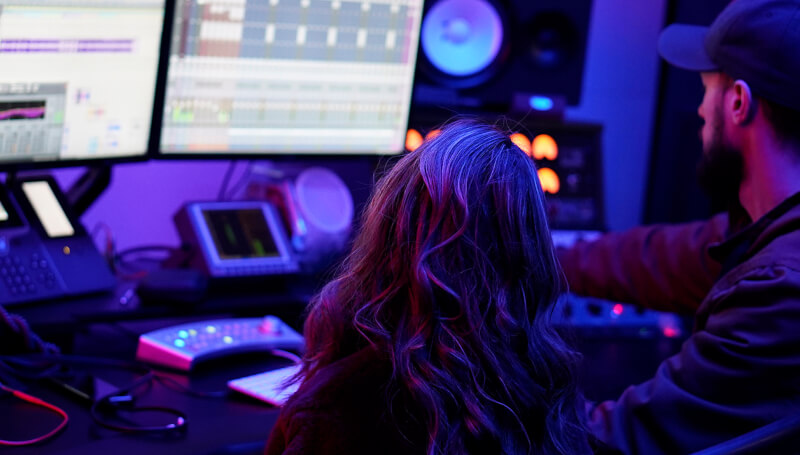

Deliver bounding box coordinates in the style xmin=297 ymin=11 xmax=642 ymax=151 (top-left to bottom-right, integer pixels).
xmin=658 ymin=0 xmax=800 ymax=111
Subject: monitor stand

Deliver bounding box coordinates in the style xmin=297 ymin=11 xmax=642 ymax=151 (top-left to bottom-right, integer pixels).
xmin=5 ymin=164 xmax=111 ymax=217
xmin=65 ymin=165 xmax=111 ymax=217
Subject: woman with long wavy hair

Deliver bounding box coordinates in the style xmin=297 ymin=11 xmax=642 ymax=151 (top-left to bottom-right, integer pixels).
xmin=265 ymin=118 xmax=592 ymax=455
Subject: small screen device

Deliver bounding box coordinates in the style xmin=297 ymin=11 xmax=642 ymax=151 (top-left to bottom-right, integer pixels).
xmin=20 ymin=181 xmax=75 ymax=238
xmin=174 ymin=201 xmax=298 ymax=278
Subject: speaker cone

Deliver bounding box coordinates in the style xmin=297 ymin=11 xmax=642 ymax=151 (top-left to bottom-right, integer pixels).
xmin=420 ymin=0 xmax=507 ymax=87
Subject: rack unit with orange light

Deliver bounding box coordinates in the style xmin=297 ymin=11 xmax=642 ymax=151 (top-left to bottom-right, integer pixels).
xmin=406 ymin=109 xmax=604 ymax=231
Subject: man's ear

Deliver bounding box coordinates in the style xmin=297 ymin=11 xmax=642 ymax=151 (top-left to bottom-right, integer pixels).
xmin=731 ymin=80 xmax=757 ymax=125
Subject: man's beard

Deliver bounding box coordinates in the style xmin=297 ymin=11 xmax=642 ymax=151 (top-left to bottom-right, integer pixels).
xmin=696 ymin=114 xmax=743 ymax=211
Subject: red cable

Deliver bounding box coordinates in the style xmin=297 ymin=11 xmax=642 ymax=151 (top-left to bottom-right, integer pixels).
xmin=0 ymin=383 xmax=69 ymax=446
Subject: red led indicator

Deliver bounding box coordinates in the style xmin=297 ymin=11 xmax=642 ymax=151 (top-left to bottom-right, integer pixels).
xmin=663 ymin=327 xmax=680 ymax=338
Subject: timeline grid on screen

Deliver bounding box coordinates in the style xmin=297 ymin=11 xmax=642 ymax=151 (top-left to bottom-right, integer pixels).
xmin=0 ymin=0 xmax=165 ymax=165
xmin=161 ymin=0 xmax=424 ymax=155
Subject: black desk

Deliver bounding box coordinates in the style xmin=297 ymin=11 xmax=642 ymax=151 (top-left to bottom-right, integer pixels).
xmin=4 ymin=281 xmax=314 ymax=455
xmin=8 ymin=273 xmax=315 ymax=362
xmin=1 ymin=326 xmax=686 ymax=454
xmin=3 ymin=322 xmax=295 ymax=455
xmin=11 ymin=277 xmax=314 ymax=330
xmin=4 ymin=283 xmax=688 ymax=453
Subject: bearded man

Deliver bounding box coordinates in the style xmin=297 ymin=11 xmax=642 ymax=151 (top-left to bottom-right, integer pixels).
xmin=558 ymin=0 xmax=800 ymax=453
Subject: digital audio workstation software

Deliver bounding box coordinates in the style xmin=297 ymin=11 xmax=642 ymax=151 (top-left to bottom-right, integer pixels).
xmin=0 ymin=0 xmax=165 ymax=165
xmin=160 ymin=0 xmax=424 ymax=155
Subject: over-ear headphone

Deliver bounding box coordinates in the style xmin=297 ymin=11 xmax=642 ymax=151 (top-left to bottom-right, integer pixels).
xmin=90 ymin=378 xmax=188 ymax=434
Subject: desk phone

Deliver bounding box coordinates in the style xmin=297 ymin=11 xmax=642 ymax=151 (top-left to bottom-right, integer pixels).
xmin=0 ymin=177 xmax=114 ymax=306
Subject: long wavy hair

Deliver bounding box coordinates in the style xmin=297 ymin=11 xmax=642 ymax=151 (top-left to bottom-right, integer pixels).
xmin=299 ymin=118 xmax=589 ymax=454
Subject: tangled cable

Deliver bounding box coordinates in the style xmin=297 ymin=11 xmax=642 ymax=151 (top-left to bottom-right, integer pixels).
xmin=0 ymin=303 xmax=59 ymax=355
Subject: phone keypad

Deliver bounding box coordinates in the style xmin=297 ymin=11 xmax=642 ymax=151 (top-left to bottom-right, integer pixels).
xmin=0 ymin=253 xmax=58 ymax=296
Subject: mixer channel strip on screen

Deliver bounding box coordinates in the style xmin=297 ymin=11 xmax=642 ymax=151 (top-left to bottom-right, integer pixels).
xmin=0 ymin=84 xmax=65 ymax=162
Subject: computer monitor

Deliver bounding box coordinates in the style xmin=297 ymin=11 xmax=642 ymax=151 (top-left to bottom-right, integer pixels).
xmin=156 ymin=0 xmax=424 ymax=156
xmin=0 ymin=0 xmax=167 ymax=168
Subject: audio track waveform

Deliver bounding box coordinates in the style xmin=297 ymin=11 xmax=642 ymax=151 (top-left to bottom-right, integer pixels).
xmin=0 ymin=39 xmax=134 ymax=53
xmin=0 ymin=101 xmax=46 ymax=121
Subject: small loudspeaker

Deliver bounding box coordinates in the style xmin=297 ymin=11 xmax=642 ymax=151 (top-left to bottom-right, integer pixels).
xmin=413 ymin=0 xmax=593 ymax=111
xmin=293 ymin=166 xmax=354 ymax=253
xmin=245 ymin=164 xmax=354 ymax=271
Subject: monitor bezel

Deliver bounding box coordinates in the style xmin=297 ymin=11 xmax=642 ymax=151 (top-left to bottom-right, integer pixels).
xmin=0 ymin=0 xmax=173 ymax=172
xmin=149 ymin=0 xmax=423 ymax=161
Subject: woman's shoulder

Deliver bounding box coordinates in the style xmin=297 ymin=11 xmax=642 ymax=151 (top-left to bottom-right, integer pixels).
xmin=283 ymin=345 xmax=392 ymax=414
xmin=267 ymin=346 xmax=418 ymax=455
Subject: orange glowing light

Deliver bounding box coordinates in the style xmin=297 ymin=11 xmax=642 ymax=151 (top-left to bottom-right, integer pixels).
xmin=509 ymin=133 xmax=532 ymax=156
xmin=425 ymin=129 xmax=442 ymax=141
xmin=406 ymin=129 xmax=423 ymax=151
xmin=532 ymin=134 xmax=558 ymax=160
xmin=537 ymin=168 xmax=560 ymax=194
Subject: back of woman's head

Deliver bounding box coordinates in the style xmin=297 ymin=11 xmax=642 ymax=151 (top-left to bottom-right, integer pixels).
xmin=302 ymin=118 xmax=589 ymax=454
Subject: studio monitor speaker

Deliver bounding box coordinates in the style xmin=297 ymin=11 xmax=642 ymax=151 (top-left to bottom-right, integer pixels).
xmin=413 ymin=0 xmax=593 ymax=111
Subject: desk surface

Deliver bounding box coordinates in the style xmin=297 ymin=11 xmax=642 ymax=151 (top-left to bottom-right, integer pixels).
xmin=2 ymin=282 xmax=688 ymax=453
xmin=1 ymin=329 xmax=685 ymax=455
xmin=10 ymin=277 xmax=314 ymax=329
xmin=2 ymin=319 xmax=295 ymax=455
xmin=2 ymin=275 xmax=314 ymax=454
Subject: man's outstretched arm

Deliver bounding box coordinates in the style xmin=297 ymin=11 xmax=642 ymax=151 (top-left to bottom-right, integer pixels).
xmin=588 ymin=266 xmax=800 ymax=454
xmin=559 ymin=214 xmax=728 ymax=313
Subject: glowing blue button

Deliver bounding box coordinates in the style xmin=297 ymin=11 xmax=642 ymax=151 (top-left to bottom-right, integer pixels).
xmin=223 ymin=336 xmax=233 ymax=344
xmin=178 ymin=330 xmax=189 ymax=339
xmin=206 ymin=326 xmax=217 ymax=334
xmin=529 ymin=96 xmax=554 ymax=111
xmin=174 ymin=339 xmax=186 ymax=348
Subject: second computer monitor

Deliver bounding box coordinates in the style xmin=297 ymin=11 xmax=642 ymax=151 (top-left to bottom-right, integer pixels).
xmin=159 ymin=0 xmax=424 ymax=156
